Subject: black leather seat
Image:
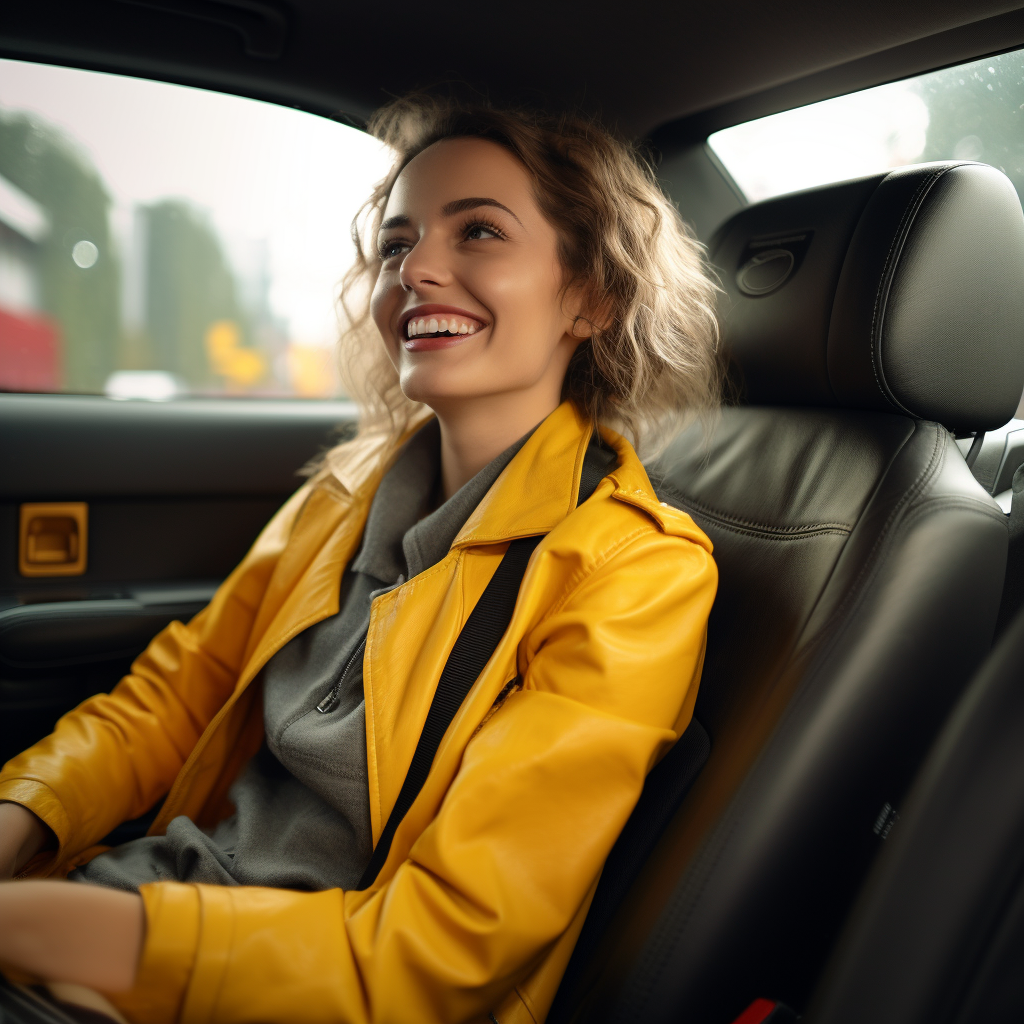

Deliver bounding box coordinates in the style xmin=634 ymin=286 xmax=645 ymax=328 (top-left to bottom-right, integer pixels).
xmin=806 ymin=604 xmax=1024 ymax=1024
xmin=549 ymin=161 xmax=1024 ymax=1024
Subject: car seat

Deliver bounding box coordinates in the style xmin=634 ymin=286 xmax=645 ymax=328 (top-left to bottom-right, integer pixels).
xmin=804 ymin=602 xmax=1024 ymax=1024
xmin=548 ymin=161 xmax=1024 ymax=1023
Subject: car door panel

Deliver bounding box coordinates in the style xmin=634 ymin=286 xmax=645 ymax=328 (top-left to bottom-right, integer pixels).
xmin=0 ymin=394 xmax=354 ymax=766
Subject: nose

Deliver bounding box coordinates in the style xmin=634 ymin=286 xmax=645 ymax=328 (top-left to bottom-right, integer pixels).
xmin=398 ymin=230 xmax=452 ymax=291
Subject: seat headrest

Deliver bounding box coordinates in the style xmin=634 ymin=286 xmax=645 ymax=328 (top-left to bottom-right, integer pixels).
xmin=711 ymin=162 xmax=1024 ymax=432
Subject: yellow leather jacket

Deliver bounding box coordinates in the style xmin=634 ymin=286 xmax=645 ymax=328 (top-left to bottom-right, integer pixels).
xmin=0 ymin=402 xmax=716 ymax=1024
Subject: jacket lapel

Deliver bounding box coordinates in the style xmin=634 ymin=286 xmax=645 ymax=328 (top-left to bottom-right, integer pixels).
xmin=453 ymin=401 xmax=594 ymax=548
xmin=363 ymin=401 xmax=596 ymax=838
xmin=240 ymin=422 xmax=427 ymax=688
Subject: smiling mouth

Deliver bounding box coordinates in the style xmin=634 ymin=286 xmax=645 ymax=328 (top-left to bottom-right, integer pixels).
xmin=404 ymin=315 xmax=483 ymax=341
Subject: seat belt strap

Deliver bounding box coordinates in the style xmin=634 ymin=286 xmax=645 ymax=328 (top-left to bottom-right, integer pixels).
xmin=356 ymin=444 xmax=606 ymax=890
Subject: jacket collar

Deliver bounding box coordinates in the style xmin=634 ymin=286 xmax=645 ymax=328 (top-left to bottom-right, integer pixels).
xmin=453 ymin=400 xmax=675 ymax=548
xmin=320 ymin=399 xmax=665 ymax=551
xmin=453 ymin=401 xmax=594 ymax=547
xmin=453 ymin=400 xmax=675 ymax=547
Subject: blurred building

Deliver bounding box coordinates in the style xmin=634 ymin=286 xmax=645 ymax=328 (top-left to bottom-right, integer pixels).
xmin=116 ymin=200 xmax=277 ymax=394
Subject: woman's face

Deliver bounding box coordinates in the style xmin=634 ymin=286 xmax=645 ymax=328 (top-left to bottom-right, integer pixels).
xmin=370 ymin=137 xmax=584 ymax=414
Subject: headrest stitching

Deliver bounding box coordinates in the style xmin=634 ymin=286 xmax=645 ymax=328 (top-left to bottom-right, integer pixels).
xmin=868 ymin=167 xmax=954 ymax=417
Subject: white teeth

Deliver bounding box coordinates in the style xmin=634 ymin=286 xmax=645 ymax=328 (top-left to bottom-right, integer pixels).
xmin=407 ymin=315 xmax=481 ymax=338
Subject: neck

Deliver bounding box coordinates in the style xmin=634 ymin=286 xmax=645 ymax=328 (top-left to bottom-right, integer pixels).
xmin=433 ymin=391 xmax=562 ymax=500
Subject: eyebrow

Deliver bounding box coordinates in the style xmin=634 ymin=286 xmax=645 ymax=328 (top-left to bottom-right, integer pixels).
xmin=378 ymin=198 xmax=522 ymax=235
xmin=441 ymin=197 xmax=523 ymax=226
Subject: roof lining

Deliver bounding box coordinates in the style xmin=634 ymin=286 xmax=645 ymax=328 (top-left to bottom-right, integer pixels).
xmin=0 ymin=37 xmax=371 ymax=127
xmin=652 ymin=6 xmax=1024 ymax=152
xmin=3 ymin=3 xmax=1024 ymax=146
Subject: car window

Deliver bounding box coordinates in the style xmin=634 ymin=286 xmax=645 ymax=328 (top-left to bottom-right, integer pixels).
xmin=709 ymin=46 xmax=1024 ymax=207
xmin=0 ymin=59 xmax=391 ymax=399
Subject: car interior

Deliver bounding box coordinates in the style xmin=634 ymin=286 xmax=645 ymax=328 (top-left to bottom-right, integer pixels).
xmin=5 ymin=2 xmax=1024 ymax=1022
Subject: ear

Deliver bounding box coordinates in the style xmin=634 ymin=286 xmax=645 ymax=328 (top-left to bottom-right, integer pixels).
xmin=564 ymin=284 xmax=613 ymax=339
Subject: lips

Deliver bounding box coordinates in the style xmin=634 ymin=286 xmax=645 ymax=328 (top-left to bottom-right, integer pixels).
xmin=399 ymin=305 xmax=488 ymax=349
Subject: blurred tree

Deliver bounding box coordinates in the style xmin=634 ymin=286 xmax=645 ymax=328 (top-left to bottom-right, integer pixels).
xmin=916 ymin=52 xmax=1024 ymax=197
xmin=143 ymin=200 xmax=255 ymax=389
xmin=0 ymin=111 xmax=120 ymax=392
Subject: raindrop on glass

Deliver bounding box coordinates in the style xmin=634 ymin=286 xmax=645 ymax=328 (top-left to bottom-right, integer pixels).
xmin=72 ymin=240 xmax=98 ymax=268
xmin=954 ymin=135 xmax=984 ymax=160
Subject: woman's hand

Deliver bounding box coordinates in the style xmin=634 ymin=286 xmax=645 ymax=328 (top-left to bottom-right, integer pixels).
xmin=0 ymin=880 xmax=144 ymax=991
xmin=0 ymin=802 xmax=52 ymax=879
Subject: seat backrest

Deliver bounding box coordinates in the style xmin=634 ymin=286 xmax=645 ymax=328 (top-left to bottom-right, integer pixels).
xmin=805 ymin=604 xmax=1024 ymax=1024
xmin=550 ymin=162 xmax=1024 ymax=1024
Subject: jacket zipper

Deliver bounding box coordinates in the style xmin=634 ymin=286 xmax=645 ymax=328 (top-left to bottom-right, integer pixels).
xmin=316 ymin=637 xmax=367 ymax=714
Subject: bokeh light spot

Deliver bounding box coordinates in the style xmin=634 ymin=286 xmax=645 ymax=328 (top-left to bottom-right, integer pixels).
xmin=71 ymin=240 xmax=98 ymax=268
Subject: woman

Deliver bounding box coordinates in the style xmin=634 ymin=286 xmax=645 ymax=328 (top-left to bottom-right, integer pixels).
xmin=0 ymin=98 xmax=720 ymax=1024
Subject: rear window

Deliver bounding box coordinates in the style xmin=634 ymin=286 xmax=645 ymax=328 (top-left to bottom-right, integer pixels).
xmin=709 ymin=47 xmax=1024 ymax=207
xmin=0 ymin=60 xmax=391 ymax=399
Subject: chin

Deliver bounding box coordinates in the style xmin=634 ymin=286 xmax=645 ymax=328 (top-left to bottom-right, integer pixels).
xmin=399 ymin=369 xmax=486 ymax=408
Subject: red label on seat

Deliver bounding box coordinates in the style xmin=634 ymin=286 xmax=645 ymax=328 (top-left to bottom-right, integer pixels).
xmin=731 ymin=998 xmax=779 ymax=1024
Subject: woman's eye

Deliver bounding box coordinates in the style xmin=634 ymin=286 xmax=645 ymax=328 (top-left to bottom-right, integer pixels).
xmin=378 ymin=239 xmax=408 ymax=260
xmin=464 ymin=223 xmax=500 ymax=241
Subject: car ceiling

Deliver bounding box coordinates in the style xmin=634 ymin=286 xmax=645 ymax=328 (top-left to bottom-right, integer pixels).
xmin=3 ymin=1 xmax=1024 ymax=146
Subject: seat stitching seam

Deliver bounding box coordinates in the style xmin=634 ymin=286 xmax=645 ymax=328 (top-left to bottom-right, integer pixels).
xmin=869 ymin=168 xmax=951 ymax=414
xmin=790 ymin=422 xmax=945 ymax=660
xmin=654 ymin=483 xmax=852 ymax=537
xmin=897 ymin=493 xmax=1006 ymax=528
xmin=789 ymin=486 xmax=1002 ymax=703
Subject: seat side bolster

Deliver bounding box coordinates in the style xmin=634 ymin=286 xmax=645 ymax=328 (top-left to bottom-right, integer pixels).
xmin=595 ymin=424 xmax=1008 ymax=1024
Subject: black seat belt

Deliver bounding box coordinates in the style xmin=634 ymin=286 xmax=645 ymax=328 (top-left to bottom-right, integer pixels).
xmin=356 ymin=447 xmax=607 ymax=890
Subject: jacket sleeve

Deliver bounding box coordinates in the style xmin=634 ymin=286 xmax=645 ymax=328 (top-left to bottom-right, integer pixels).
xmin=0 ymin=483 xmax=314 ymax=868
xmin=114 ymin=527 xmax=717 ymax=1024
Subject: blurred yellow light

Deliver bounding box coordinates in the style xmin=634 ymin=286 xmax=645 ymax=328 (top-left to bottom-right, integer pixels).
xmin=287 ymin=344 xmax=337 ymax=397
xmin=205 ymin=320 xmax=266 ymax=389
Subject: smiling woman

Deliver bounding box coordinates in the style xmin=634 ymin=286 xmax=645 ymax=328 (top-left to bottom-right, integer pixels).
xmin=0 ymin=97 xmax=721 ymax=1024
xmin=336 ymin=99 xmax=722 ymax=464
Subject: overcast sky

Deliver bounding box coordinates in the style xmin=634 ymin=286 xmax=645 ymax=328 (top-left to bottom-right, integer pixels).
xmin=709 ymin=78 xmax=929 ymax=202
xmin=0 ymin=59 xmax=393 ymax=345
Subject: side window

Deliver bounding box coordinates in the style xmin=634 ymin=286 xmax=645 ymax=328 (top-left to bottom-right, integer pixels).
xmin=707 ymin=47 xmax=1024 ymax=207
xmin=0 ymin=60 xmax=391 ymax=399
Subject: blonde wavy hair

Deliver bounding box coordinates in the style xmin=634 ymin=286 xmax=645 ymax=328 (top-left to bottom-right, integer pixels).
xmin=335 ymin=96 xmax=721 ymax=459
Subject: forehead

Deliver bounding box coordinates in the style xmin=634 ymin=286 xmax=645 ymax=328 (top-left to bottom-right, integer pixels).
xmin=383 ymin=137 xmax=536 ymax=217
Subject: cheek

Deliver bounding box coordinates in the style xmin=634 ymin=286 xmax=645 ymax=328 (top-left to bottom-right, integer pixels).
xmin=367 ymin=278 xmax=404 ymax=380
xmin=473 ymin=255 xmax=565 ymax=332
xmin=369 ymin=276 xmax=390 ymax=331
